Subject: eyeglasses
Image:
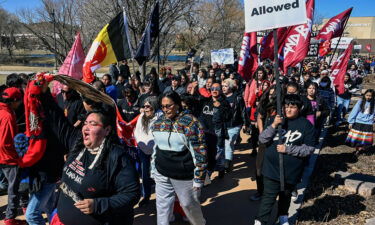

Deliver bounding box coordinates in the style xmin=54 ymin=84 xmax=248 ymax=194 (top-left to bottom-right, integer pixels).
xmin=161 ymin=104 xmax=174 ymax=109
xmin=143 ymin=105 xmax=152 ymax=109
xmin=83 ymin=120 xmax=103 ymax=127
xmin=211 ymin=87 xmax=221 ymax=91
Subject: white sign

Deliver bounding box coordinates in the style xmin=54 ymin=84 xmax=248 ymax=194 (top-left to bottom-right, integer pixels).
xmin=245 ymin=0 xmax=307 ymax=32
xmin=211 ymin=48 xmax=234 ymax=65
xmin=331 ymin=37 xmax=353 ymax=49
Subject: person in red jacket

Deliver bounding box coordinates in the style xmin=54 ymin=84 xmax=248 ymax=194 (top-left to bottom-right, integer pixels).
xmin=0 ymin=86 xmax=27 ymax=225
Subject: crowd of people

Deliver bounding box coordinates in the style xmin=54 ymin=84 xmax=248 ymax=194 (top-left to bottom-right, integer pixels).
xmin=0 ymin=55 xmax=374 ymax=225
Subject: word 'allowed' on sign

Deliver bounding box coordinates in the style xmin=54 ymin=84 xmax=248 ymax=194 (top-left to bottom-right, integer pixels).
xmin=245 ymin=0 xmax=307 ymax=32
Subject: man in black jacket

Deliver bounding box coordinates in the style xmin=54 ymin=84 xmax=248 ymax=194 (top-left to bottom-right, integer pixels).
xmin=56 ymin=85 xmax=85 ymax=127
xmin=254 ymin=95 xmax=315 ymax=225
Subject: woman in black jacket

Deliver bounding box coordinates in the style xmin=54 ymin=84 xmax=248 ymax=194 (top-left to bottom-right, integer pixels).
xmin=40 ymin=86 xmax=140 ymax=225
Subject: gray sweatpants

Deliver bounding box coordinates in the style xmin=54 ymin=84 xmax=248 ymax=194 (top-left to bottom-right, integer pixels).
xmin=154 ymin=170 xmax=206 ymax=225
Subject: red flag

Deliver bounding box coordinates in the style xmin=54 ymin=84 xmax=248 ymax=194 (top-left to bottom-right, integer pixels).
xmin=332 ymin=43 xmax=353 ymax=95
xmin=365 ymin=44 xmax=372 ymax=52
xmin=282 ymin=0 xmax=315 ymax=72
xmin=53 ymin=33 xmax=85 ymax=96
xmin=238 ymin=32 xmax=258 ymax=82
xmin=316 ymin=7 xmax=352 ymax=41
xmin=318 ymin=39 xmax=331 ymax=57
xmin=260 ymin=27 xmax=288 ymax=61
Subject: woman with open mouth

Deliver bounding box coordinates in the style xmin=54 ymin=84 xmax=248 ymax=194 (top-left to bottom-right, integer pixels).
xmin=39 ymin=83 xmax=140 ymax=225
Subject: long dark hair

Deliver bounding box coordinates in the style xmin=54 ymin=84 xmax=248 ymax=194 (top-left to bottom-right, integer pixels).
xmin=69 ymin=109 xmax=119 ymax=170
xmin=161 ymin=91 xmax=182 ymax=112
xmin=360 ymin=89 xmax=375 ymax=114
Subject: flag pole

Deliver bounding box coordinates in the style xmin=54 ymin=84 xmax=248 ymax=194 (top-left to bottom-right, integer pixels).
xmin=328 ymin=18 xmax=349 ymax=66
xmin=157 ymin=0 xmax=160 ymax=74
xmin=273 ymin=28 xmax=285 ymax=192
xmin=157 ymin=29 xmax=160 ymax=74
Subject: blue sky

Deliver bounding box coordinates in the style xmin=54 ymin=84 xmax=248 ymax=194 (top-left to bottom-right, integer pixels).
xmin=1 ymin=0 xmax=374 ymax=18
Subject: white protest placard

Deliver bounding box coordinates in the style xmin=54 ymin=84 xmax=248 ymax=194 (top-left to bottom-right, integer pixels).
xmin=331 ymin=37 xmax=353 ymax=49
xmin=244 ymin=0 xmax=307 ymax=32
xmin=354 ymin=45 xmax=362 ymax=50
xmin=211 ymin=48 xmax=234 ymax=65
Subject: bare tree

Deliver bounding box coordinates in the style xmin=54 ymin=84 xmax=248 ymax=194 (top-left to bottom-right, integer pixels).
xmin=0 ymin=8 xmax=20 ymax=58
xmin=18 ymin=0 xmax=84 ymax=64
xmin=178 ymin=0 xmax=244 ymax=57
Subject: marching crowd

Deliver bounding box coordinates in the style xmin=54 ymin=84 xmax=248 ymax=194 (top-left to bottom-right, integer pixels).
xmin=0 ymin=56 xmax=374 ymax=225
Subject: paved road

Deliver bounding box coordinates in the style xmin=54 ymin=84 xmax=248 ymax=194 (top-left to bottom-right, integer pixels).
xmin=0 ymin=132 xmax=259 ymax=225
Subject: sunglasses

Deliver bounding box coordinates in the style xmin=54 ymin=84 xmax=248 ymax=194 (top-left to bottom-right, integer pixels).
xmin=143 ymin=105 xmax=152 ymax=109
xmin=211 ymin=87 xmax=221 ymax=91
xmin=161 ymin=104 xmax=174 ymax=109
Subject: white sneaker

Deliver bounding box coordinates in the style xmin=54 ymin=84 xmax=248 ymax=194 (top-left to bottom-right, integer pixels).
xmin=254 ymin=220 xmax=262 ymax=225
xmin=279 ymin=215 xmax=289 ymax=225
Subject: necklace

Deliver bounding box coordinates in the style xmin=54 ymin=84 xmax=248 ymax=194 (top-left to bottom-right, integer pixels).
xmin=75 ymin=138 xmax=106 ymax=170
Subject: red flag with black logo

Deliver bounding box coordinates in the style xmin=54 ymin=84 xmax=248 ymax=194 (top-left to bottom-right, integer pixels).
xmin=238 ymin=32 xmax=258 ymax=82
xmin=331 ymin=43 xmax=353 ymax=95
xmin=316 ymin=7 xmax=352 ymax=42
xmin=282 ymin=0 xmax=314 ymax=72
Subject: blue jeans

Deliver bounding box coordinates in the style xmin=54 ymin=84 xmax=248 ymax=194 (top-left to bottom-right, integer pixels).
xmin=224 ymin=126 xmax=241 ymax=161
xmin=0 ymin=169 xmax=8 ymax=190
xmin=336 ymin=96 xmax=350 ymax=122
xmin=26 ymin=182 xmax=56 ymax=225
xmin=136 ymin=149 xmax=152 ymax=199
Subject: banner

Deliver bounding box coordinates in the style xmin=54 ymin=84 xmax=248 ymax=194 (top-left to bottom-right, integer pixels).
xmin=331 ymin=43 xmax=353 ymax=95
xmin=307 ymin=43 xmax=319 ymax=57
xmin=211 ymin=48 xmax=234 ymax=65
xmin=330 ymin=37 xmax=353 ymax=49
xmin=244 ymin=0 xmax=307 ymax=32
xmin=238 ymin=32 xmax=258 ymax=82
xmin=281 ymin=0 xmax=314 ymax=72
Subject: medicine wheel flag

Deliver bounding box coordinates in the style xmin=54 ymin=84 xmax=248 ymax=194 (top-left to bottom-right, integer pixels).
xmin=281 ymin=0 xmax=314 ymax=73
xmin=83 ymin=11 xmax=133 ymax=83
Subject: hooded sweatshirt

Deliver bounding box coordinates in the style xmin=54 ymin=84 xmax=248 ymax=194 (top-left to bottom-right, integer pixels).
xmin=0 ymin=102 xmax=19 ymax=165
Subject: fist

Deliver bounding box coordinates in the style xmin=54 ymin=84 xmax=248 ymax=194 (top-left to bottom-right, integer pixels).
xmin=277 ymin=144 xmax=286 ymax=153
xmin=74 ymin=199 xmax=94 ymax=215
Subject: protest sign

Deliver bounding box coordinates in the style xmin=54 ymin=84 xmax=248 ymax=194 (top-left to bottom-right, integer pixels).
xmin=211 ymin=48 xmax=234 ymax=65
xmin=244 ymin=0 xmax=307 ymax=32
